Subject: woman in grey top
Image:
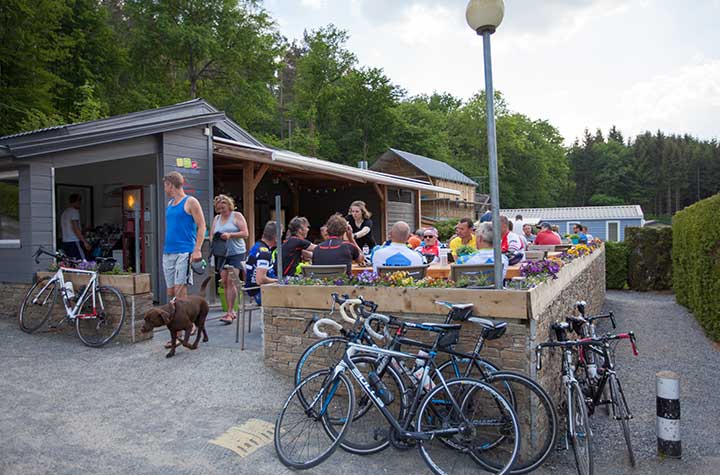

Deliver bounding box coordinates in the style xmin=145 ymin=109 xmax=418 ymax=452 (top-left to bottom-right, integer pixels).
xmin=210 ymin=195 xmax=248 ymax=324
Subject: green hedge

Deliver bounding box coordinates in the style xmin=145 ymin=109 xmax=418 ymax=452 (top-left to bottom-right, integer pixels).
xmin=625 ymin=227 xmax=673 ymax=291
xmin=605 ymin=241 xmax=629 ymax=289
xmin=672 ymin=194 xmax=720 ymax=341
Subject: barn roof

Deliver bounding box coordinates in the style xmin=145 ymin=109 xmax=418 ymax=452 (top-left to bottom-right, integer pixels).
xmin=373 ymin=148 xmax=477 ymax=186
xmin=500 ymin=205 xmax=644 ymax=221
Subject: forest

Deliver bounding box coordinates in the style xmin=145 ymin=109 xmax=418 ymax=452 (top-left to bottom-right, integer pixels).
xmin=2 ymin=0 xmax=718 ymax=215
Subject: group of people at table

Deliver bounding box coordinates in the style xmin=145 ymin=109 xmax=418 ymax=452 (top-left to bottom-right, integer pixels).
xmin=210 ymin=195 xmax=594 ymax=315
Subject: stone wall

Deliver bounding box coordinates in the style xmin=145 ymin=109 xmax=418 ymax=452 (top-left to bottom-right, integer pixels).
xmin=0 ymin=278 xmax=153 ymax=344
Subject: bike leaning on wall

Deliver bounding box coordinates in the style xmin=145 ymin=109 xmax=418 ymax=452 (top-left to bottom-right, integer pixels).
xmin=18 ymin=247 xmax=126 ymax=347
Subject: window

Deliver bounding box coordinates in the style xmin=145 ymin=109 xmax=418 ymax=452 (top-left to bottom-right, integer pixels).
xmin=606 ymin=221 xmax=620 ymax=242
xmin=0 ymin=170 xmax=20 ymax=247
xmin=567 ymin=222 xmax=581 ymax=235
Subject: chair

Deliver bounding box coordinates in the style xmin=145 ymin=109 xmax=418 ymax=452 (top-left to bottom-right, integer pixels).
xmin=527 ymin=244 xmax=555 ymax=253
xmin=301 ymin=264 xmax=348 ymax=279
xmin=224 ymin=264 xmax=261 ymax=350
xmin=524 ymin=250 xmax=546 ymax=261
xmin=450 ymin=264 xmax=495 ymax=287
xmin=377 ymin=264 xmax=429 ymax=280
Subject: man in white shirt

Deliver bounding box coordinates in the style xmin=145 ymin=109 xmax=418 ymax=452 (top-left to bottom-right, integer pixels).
xmin=60 ymin=193 xmax=91 ymax=259
xmin=371 ymin=221 xmax=424 ymax=271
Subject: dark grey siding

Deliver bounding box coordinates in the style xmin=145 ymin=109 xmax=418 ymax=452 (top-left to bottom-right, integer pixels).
xmin=158 ymin=127 xmax=213 ymax=301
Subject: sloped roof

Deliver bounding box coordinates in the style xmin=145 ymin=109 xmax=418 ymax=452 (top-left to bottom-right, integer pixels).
xmin=500 ymin=206 xmax=644 ymax=221
xmin=213 ymin=137 xmax=461 ymax=196
xmin=374 ymin=148 xmax=477 ymax=186
xmin=0 ymin=99 xmax=263 ymax=158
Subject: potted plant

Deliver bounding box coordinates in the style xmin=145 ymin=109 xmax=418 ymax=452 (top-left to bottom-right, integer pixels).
xmin=568 ymin=233 xmax=580 ymax=244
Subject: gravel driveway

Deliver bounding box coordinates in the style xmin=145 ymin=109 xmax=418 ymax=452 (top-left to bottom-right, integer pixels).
xmin=0 ymin=291 xmax=718 ymax=474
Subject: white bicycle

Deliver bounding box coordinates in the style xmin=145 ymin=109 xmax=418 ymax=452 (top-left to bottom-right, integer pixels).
xmin=18 ymin=247 xmax=126 ymax=347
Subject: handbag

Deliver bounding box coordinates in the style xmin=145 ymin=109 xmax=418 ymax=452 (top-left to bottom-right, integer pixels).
xmin=211 ymin=231 xmax=228 ymax=258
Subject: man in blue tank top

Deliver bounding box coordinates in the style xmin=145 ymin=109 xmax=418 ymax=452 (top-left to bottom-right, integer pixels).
xmin=162 ymin=172 xmax=206 ymax=301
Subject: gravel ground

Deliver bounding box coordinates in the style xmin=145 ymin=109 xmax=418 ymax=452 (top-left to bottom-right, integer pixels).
xmin=0 ymin=291 xmax=718 ymax=475
xmin=536 ymin=290 xmax=720 ymax=475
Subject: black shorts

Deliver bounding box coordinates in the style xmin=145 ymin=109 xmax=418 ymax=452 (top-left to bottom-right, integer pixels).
xmin=62 ymin=242 xmax=86 ymax=260
xmin=216 ymin=253 xmax=245 ymax=271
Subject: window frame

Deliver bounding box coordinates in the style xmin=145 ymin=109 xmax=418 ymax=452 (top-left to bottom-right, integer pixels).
xmin=606 ymin=220 xmax=621 ymax=242
xmin=0 ymin=169 xmax=21 ymax=248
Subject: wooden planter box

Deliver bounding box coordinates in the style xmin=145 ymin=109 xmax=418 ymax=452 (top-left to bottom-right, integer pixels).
xmin=262 ymin=284 xmax=530 ymax=320
xmin=36 ymin=272 xmax=150 ymax=295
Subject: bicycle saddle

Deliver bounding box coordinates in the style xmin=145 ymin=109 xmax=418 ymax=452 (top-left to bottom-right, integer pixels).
xmin=469 ymin=317 xmax=508 ymax=340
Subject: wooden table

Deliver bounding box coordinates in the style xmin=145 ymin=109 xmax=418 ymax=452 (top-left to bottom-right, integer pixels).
xmin=351 ymin=263 xmax=523 ymax=280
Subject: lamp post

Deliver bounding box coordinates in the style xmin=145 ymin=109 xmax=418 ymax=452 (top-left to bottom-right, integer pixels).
xmin=466 ymin=0 xmax=505 ymax=289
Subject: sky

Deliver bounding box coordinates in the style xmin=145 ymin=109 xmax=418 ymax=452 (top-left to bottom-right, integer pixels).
xmin=264 ymin=0 xmax=720 ymax=145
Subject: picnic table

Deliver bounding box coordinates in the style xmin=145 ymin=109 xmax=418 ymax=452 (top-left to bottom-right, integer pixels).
xmin=351 ymin=262 xmax=524 ymax=280
xmin=351 ymin=252 xmax=561 ymax=281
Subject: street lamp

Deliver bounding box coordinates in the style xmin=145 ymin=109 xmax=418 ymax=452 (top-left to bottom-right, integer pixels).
xmin=466 ymin=0 xmax=505 ymax=289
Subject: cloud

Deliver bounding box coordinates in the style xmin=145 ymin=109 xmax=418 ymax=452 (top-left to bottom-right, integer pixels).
xmin=615 ymin=60 xmax=720 ymax=139
xmin=300 ymin=0 xmax=328 ymax=9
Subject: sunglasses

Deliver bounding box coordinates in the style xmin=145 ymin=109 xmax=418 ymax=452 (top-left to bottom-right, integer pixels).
xmin=423 ymin=235 xmax=435 ymax=239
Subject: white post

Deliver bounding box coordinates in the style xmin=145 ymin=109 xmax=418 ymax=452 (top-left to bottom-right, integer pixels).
xmin=656 ymin=370 xmax=681 ymax=458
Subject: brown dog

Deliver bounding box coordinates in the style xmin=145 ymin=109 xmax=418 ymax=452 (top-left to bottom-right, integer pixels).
xmin=141 ymin=277 xmax=211 ymax=357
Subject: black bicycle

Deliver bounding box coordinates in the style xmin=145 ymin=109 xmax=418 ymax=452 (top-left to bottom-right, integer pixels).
xmin=275 ymin=313 xmax=521 ymax=474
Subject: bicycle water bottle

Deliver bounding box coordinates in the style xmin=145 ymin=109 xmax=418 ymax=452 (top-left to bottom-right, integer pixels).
xmin=368 ymin=371 xmax=394 ymax=404
xmin=63 ymin=281 xmax=75 ymax=300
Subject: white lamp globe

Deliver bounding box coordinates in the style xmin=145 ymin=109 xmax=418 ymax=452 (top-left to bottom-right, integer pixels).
xmin=466 ymin=0 xmax=505 ymax=33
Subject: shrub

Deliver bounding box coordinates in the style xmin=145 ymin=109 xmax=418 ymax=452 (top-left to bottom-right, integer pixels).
xmin=625 ymin=226 xmax=673 ymax=291
xmin=605 ymin=241 xmax=629 ymax=289
xmin=672 ymin=194 xmax=720 ymax=341
xmin=435 ymin=219 xmax=460 ymax=241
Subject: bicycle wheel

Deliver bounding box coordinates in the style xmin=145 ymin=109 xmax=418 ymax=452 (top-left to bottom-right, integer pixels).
xmin=473 ymin=371 xmax=558 ymax=474
xmin=274 ymin=369 xmax=355 ymax=470
xmin=18 ymin=277 xmax=58 ymax=333
xmin=609 ymin=375 xmax=635 ymax=467
xmin=417 ymin=378 xmax=520 ymax=475
xmin=328 ymin=355 xmax=406 ymax=455
xmin=569 ymin=381 xmax=594 ymax=475
xmin=75 ymin=286 xmax=125 ymax=347
xmin=295 ymin=336 xmax=349 ymax=386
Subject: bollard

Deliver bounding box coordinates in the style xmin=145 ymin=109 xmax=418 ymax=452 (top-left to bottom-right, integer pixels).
xmin=656 ymin=371 xmax=681 ymax=458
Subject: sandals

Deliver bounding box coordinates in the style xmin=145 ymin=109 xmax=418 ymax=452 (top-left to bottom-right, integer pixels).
xmin=219 ymin=312 xmax=237 ymax=325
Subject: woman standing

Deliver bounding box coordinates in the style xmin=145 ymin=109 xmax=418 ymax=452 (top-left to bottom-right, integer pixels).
xmin=210 ymin=195 xmax=249 ymax=324
xmin=346 ymin=200 xmax=376 ymax=252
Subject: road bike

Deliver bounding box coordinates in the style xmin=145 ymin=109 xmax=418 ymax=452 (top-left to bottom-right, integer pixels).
xmin=276 ymin=312 xmax=521 ymax=474
xmin=536 ymin=322 xmax=594 ymax=475
xmin=18 ymin=247 xmax=126 ymax=347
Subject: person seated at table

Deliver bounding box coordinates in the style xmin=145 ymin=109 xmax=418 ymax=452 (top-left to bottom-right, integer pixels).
xmin=407 ymin=228 xmax=423 ymax=249
xmin=319 ymin=225 xmax=330 ymax=242
xmin=372 ymin=221 xmax=424 ymax=272
xmin=522 ymin=223 xmax=535 ymax=245
xmin=417 ymin=227 xmax=440 ymax=264
xmin=457 ymin=222 xmax=508 ymax=279
xmin=582 ymin=225 xmax=594 ymax=241
xmin=245 ymin=221 xmax=279 ymax=305
xmin=312 ymin=214 xmax=363 ymax=276
xmin=281 ymin=216 xmax=316 ymax=276
xmin=573 ymin=223 xmax=588 ymax=244
xmin=449 ymin=218 xmax=477 ymax=259
xmin=500 ymin=215 xmax=525 ymax=251
xmin=534 ymin=222 xmax=562 ymax=245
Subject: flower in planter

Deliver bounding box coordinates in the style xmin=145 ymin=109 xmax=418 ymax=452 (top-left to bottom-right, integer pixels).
xmin=356 ymin=270 xmax=380 ymax=285
xmin=520 ymin=258 xmax=561 ymax=281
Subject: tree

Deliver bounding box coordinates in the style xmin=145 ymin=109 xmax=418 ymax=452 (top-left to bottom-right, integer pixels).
xmin=0 ymin=0 xmax=70 ymax=134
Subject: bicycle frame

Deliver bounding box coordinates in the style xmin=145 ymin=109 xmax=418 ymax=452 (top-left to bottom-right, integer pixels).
xmin=321 ymin=342 xmax=467 ymax=441
xmin=41 ymin=266 xmax=101 ymax=319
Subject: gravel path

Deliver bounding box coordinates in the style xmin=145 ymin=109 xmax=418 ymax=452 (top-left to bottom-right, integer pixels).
xmin=0 ymin=290 xmax=718 ymax=474
xmin=536 ymin=290 xmax=720 ymax=475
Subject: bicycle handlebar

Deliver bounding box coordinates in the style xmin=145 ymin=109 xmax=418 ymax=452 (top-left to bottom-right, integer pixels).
xmin=313 ymin=318 xmax=343 ymax=339
xmin=536 ymin=330 xmax=639 ymax=371
xmin=363 ymin=313 xmax=390 ymax=341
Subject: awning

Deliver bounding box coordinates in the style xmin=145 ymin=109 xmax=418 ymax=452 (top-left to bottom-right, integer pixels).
xmin=213 ymin=137 xmax=461 ymax=196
